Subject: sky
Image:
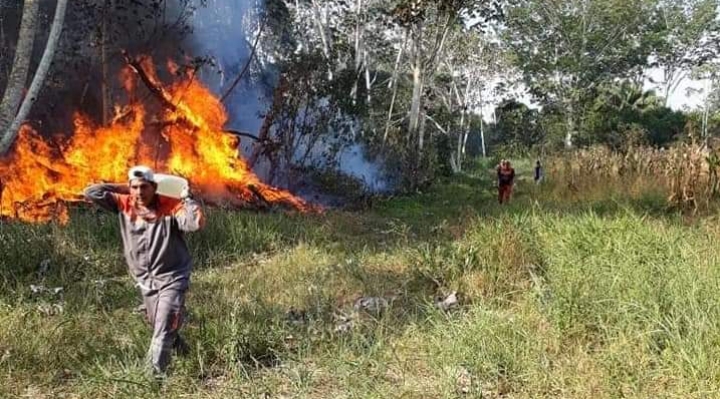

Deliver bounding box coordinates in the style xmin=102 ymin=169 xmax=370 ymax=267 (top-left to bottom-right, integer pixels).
xmin=643 ymin=67 xmax=711 ymax=111
xmin=475 ymin=68 xmax=713 ymax=123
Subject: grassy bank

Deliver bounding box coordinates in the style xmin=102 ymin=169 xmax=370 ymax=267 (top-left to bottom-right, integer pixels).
xmin=2 ymin=160 xmax=720 ymax=398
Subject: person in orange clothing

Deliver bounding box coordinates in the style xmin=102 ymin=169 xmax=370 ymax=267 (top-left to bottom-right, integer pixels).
xmin=84 ymin=165 xmax=205 ymax=378
xmin=497 ymin=159 xmax=515 ymax=204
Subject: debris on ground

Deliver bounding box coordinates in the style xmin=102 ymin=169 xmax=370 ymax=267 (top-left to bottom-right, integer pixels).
xmin=353 ymin=296 xmax=390 ymax=316
xmin=447 ymin=365 xmax=473 ymax=395
xmin=36 ymin=303 xmax=64 ymax=317
xmin=434 ymin=291 xmax=459 ymax=311
xmin=285 ymin=307 xmax=308 ymax=326
xmin=333 ymin=313 xmax=354 ymax=333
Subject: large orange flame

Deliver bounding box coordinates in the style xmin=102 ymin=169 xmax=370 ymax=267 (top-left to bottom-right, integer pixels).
xmin=0 ymin=57 xmax=314 ymax=223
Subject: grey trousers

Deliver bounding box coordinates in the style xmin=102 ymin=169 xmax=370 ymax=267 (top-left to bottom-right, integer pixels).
xmin=142 ymin=288 xmax=185 ymax=374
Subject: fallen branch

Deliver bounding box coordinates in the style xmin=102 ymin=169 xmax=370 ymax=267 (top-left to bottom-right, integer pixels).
xmin=247 ymin=184 xmax=272 ymax=209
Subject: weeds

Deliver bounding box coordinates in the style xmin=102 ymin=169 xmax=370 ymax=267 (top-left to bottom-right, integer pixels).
xmin=547 ymin=143 xmax=720 ymax=212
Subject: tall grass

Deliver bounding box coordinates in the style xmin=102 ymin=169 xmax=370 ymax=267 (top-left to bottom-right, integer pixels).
xmin=546 ymin=144 xmax=720 ymax=212
xmin=2 ymin=160 xmax=720 ymax=398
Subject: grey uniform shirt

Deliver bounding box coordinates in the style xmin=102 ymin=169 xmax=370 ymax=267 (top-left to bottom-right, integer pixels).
xmin=84 ymin=184 xmax=205 ymax=294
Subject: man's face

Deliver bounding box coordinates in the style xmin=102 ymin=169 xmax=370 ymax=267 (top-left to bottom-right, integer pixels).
xmin=129 ymin=179 xmax=156 ymax=207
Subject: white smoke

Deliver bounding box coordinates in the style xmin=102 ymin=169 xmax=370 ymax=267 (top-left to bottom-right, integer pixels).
xmin=188 ymin=0 xmax=267 ymax=138
xmin=187 ymin=0 xmax=389 ymax=193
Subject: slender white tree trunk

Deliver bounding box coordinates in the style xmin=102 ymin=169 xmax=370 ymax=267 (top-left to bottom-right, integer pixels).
xmin=408 ymin=24 xmax=424 ymax=150
xmin=1 ymin=0 xmax=68 ymax=155
xmin=479 ymin=117 xmax=486 ymax=158
xmin=564 ymin=101 xmax=575 ymax=149
xmin=383 ymin=30 xmax=407 ymax=143
xmin=0 ymin=0 xmax=39 ymax=135
xmin=310 ymin=0 xmax=333 ymax=80
xmin=479 ymin=91 xmax=486 ymax=157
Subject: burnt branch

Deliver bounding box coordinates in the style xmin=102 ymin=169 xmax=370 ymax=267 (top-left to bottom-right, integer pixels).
xmin=122 ymin=51 xmax=179 ymax=114
xmin=224 ymin=129 xmax=261 ymax=142
xmin=247 ymin=184 xmax=272 ymax=209
xmin=221 ymin=14 xmax=268 ymax=103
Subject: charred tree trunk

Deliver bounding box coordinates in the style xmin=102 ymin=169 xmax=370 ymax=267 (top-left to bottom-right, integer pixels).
xmin=100 ymin=0 xmax=111 ymax=125
xmin=124 ymin=53 xmax=179 ymax=113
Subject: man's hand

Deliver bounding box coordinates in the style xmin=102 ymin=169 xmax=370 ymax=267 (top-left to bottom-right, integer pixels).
xmin=180 ymin=185 xmax=192 ymax=201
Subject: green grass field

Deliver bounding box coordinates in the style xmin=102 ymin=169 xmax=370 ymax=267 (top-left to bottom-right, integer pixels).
xmin=2 ymin=160 xmax=720 ymax=398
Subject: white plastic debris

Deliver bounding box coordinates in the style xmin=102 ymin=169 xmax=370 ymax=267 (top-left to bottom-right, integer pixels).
xmin=434 ymin=291 xmax=459 ymax=312
xmin=36 ymin=303 xmax=64 ymax=316
xmin=353 ymin=296 xmax=390 ymax=315
xmin=29 ymin=285 xmax=63 ymax=297
xmin=30 ymin=284 xmax=46 ymax=294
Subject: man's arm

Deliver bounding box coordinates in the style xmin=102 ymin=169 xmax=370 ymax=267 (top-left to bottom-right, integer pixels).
xmin=84 ymin=183 xmax=128 ymax=213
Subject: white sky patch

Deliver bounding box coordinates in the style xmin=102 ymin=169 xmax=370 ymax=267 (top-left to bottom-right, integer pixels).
xmin=643 ymin=67 xmax=712 ymax=111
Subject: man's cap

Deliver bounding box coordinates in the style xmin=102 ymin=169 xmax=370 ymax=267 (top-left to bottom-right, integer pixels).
xmin=128 ymin=165 xmax=155 ymax=183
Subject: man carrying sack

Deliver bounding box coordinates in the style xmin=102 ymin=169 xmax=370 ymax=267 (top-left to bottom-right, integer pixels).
xmin=84 ymin=165 xmax=205 ymax=378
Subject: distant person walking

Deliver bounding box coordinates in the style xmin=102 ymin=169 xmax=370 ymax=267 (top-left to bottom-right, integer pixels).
xmin=534 ymin=160 xmax=543 ymax=184
xmin=497 ymin=159 xmax=515 ymax=204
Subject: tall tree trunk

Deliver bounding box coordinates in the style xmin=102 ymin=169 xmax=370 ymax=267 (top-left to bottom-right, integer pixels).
xmin=479 ymin=92 xmax=486 ymax=158
xmin=0 ymin=0 xmax=39 ymax=135
xmin=364 ymin=50 xmax=373 ymax=107
xmin=101 ymin=0 xmax=111 ymax=125
xmin=349 ymin=0 xmax=364 ymax=104
xmin=456 ymin=78 xmax=472 ymax=168
xmin=408 ymin=24 xmax=424 ymax=150
xmin=310 ymin=0 xmax=333 ymax=81
xmin=455 ymin=118 xmax=464 ymax=172
xmin=702 ymin=101 xmax=709 ymax=142
xmin=564 ymin=101 xmax=575 ymax=149
xmin=0 ymin=14 xmax=10 ymax=80
xmin=463 ymin=123 xmax=471 ymax=156
xmin=383 ymin=30 xmax=407 ymax=143
xmin=100 ymin=0 xmax=114 ymax=126
xmin=0 ymin=0 xmax=68 ymax=155
xmin=478 ymin=118 xmax=486 ymax=157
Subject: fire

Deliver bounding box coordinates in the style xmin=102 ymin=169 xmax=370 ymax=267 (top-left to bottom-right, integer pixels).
xmin=0 ymin=56 xmax=314 ymax=224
